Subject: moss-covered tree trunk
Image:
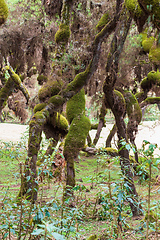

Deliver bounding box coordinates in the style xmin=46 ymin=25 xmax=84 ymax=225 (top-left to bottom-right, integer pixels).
xmin=103 ymin=8 xmax=142 ymax=216
xmin=19 ymin=0 xmax=121 ymax=201
xmin=64 ymin=89 xmax=91 ymax=193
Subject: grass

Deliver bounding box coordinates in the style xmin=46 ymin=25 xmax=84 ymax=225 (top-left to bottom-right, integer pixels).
xmin=143 ymin=104 xmax=160 ymax=121
xmin=0 ymin=138 xmax=160 ymax=239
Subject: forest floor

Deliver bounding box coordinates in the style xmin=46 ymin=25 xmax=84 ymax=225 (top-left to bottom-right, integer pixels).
xmin=0 ymin=121 xmax=160 ymax=239
xmin=0 ymin=120 xmax=160 ymax=155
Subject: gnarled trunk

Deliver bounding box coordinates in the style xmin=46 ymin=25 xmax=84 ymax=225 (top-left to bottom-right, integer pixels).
xmin=103 ymin=7 xmax=142 ymax=216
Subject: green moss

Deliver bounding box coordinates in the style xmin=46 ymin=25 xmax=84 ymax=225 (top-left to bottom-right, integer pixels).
xmin=3 ymin=67 xmax=29 ymax=101
xmin=141 ymin=70 xmax=160 ymax=90
xmin=9 ymin=69 xmax=29 ymax=102
xmin=33 ymin=111 xmax=46 ymax=125
xmin=144 ymin=210 xmax=157 ymax=222
xmin=142 ymin=36 xmax=155 ymax=52
xmin=99 ymin=147 xmax=118 ymax=157
xmin=50 ymin=112 xmax=68 ymax=131
xmin=12 ymin=73 xmax=22 ymax=85
xmin=149 ymin=46 xmax=160 ymax=64
xmin=42 ymin=108 xmax=50 ymax=119
xmin=96 ymin=13 xmax=109 ymax=29
xmin=64 ymin=114 xmax=90 ymax=188
xmin=140 ymin=32 xmax=147 ymax=42
xmin=28 ymin=119 xmax=43 ymax=156
xmin=114 ymin=90 xmax=126 ymax=112
xmin=63 ymin=65 xmax=90 ymax=94
xmin=87 ymin=235 xmax=98 ymax=240
xmin=55 ymin=112 xmax=68 ymax=130
xmin=19 ymin=74 xmax=26 ymax=82
xmin=48 ymin=95 xmax=65 ymax=106
xmin=64 ymin=115 xmax=91 ymax=161
xmin=38 ymin=80 xmax=62 ymax=102
xmin=33 ymin=103 xmax=47 ymax=113
xmin=147 ymin=70 xmax=160 ymax=82
xmin=145 ymin=96 xmax=160 ymax=104
xmin=36 ymin=160 xmax=42 ymax=166
xmin=55 ymin=23 xmax=71 ymax=44
xmin=3 ymin=66 xmax=21 ymax=86
xmin=0 ymin=0 xmax=8 ymax=26
xmin=0 ymin=77 xmax=13 ymax=109
xmin=125 ymin=0 xmax=143 ymax=17
xmin=37 ymin=75 xmax=48 ymax=85
xmin=124 ymin=91 xmax=142 ymax=122
xmin=66 ymin=88 xmax=85 ymax=123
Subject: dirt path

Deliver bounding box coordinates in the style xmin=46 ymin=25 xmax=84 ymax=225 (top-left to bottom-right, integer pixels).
xmin=0 ymin=123 xmax=28 ymax=143
xmin=0 ymin=121 xmax=160 ymax=155
xmin=90 ymin=120 xmax=160 ymax=155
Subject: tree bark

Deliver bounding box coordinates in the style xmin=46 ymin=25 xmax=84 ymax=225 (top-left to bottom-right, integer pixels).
xmin=106 ymin=123 xmax=117 ymax=147
xmin=103 ymin=8 xmax=142 ymax=216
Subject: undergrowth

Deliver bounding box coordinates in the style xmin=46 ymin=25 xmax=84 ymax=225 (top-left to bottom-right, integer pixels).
xmin=0 ymin=136 xmax=160 ymax=239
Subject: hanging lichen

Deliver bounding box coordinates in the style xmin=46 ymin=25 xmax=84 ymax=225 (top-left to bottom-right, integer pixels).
xmin=54 ymin=0 xmax=72 ymax=58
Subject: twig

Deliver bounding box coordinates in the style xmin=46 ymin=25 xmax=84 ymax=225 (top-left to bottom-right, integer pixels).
xmin=18 ymin=162 xmax=23 ymax=240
